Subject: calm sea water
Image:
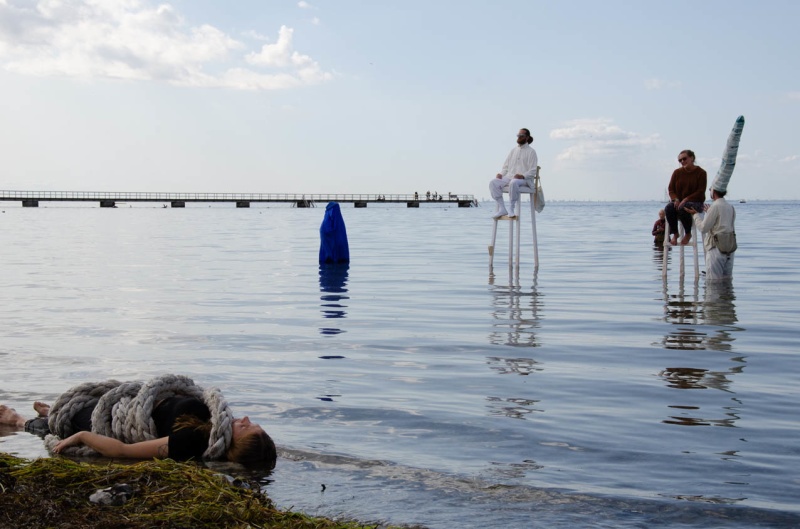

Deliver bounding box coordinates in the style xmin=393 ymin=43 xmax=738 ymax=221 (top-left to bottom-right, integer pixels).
xmin=1 ymin=200 xmax=798 ymax=528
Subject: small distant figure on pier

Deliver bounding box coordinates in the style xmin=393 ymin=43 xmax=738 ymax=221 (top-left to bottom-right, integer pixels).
xmin=426 ymin=191 xmax=431 ymax=200
xmin=414 ymin=191 xmax=419 ymax=200
xmin=652 ymin=209 xmax=666 ymax=247
xmin=319 ymin=202 xmax=350 ymax=264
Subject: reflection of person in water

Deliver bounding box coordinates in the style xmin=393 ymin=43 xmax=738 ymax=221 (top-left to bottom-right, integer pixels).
xmin=703 ymin=280 xmax=737 ymax=326
xmin=661 ymin=280 xmax=738 ymax=351
xmin=319 ymin=264 xmax=349 ymax=334
xmin=659 ymin=280 xmax=743 ymax=427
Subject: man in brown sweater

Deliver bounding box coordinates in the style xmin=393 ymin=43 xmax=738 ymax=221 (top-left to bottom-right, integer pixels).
xmin=665 ymin=149 xmax=707 ymax=245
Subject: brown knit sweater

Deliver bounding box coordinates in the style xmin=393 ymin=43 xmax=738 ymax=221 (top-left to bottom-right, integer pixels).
xmin=668 ymin=166 xmax=707 ymax=203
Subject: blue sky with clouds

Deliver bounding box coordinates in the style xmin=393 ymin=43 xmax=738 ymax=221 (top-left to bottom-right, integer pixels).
xmin=1 ymin=0 xmax=797 ymax=200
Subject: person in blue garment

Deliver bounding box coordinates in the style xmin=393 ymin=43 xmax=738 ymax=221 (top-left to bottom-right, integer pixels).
xmin=319 ymin=202 xmax=350 ymax=264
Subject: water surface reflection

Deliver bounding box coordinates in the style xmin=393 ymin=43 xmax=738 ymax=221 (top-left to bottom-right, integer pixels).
xmin=659 ymin=280 xmax=745 ymax=428
xmin=485 ymin=271 xmax=544 ymax=421
xmin=319 ymin=264 xmax=349 ymax=336
xmin=488 ymin=271 xmax=542 ymax=348
xmin=660 ymin=279 xmax=740 ymax=351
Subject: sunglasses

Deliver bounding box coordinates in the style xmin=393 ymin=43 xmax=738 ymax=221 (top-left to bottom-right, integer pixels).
xmin=678 ymin=157 xmax=689 ymax=162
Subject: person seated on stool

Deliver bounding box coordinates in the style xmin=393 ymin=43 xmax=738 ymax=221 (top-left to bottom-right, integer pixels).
xmin=489 ymin=128 xmax=538 ymax=219
xmin=665 ymin=149 xmax=706 ymax=245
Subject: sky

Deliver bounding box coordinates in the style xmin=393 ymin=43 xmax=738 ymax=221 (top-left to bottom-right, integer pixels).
xmin=0 ymin=0 xmax=798 ymax=201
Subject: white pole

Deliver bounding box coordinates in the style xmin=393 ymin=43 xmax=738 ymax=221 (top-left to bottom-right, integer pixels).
xmin=508 ymin=215 xmax=513 ymax=279
xmin=692 ymin=224 xmax=700 ymax=281
xmin=489 ymin=219 xmax=498 ymax=268
xmin=662 ymin=223 xmax=669 ymax=279
xmin=531 ymin=189 xmax=539 ymax=268
xmin=515 ymin=207 xmax=522 ymax=273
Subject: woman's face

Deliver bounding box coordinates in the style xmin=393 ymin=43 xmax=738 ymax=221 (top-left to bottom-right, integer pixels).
xmin=678 ymin=152 xmax=695 ymax=168
xmin=232 ymin=416 xmax=265 ymax=441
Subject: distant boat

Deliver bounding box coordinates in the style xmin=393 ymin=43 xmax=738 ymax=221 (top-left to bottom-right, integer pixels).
xmin=739 ymin=199 xmax=747 ymax=203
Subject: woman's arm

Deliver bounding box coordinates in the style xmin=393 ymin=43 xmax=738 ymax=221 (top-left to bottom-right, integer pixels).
xmin=53 ymin=431 xmax=168 ymax=459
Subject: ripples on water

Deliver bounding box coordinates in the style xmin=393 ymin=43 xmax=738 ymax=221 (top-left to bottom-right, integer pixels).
xmin=1 ymin=201 xmax=799 ymax=528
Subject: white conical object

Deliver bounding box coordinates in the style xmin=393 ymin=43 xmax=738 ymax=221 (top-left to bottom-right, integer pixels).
xmin=712 ymin=115 xmax=745 ymax=193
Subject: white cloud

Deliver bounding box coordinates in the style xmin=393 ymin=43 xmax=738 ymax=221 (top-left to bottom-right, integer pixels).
xmin=246 ymin=25 xmax=294 ymax=67
xmin=644 ymin=78 xmax=681 ymax=90
xmin=298 ymin=1 xmax=314 ymax=9
xmin=550 ymin=118 xmax=660 ymax=162
xmin=788 ymin=92 xmax=800 ymax=100
xmin=242 ymin=29 xmax=270 ymax=41
xmin=246 ymin=25 xmax=331 ymax=84
xmin=779 ymin=155 xmax=799 ymax=162
xmin=0 ymin=0 xmax=333 ymax=90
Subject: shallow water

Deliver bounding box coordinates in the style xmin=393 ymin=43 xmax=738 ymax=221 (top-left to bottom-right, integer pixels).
xmin=1 ymin=201 xmax=798 ymax=528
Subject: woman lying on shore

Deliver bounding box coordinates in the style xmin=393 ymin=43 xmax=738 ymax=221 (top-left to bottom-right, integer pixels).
xmin=0 ymin=397 xmax=276 ymax=468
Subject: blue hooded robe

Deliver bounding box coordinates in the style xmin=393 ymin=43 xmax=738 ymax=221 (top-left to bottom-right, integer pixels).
xmin=319 ymin=202 xmax=350 ymax=264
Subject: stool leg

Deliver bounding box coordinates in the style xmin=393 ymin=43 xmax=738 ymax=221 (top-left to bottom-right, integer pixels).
xmin=508 ymin=216 xmax=514 ymax=278
xmin=515 ymin=212 xmax=521 ymax=272
xmin=692 ymin=223 xmax=699 ymax=281
xmin=489 ymin=219 xmax=499 ymax=268
xmin=662 ymin=227 xmax=669 ymax=279
xmin=530 ymin=196 xmax=538 ymax=268
xmin=679 ymin=223 xmax=686 ymax=279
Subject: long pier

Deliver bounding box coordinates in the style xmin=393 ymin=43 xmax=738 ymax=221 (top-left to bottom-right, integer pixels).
xmin=0 ymin=190 xmax=477 ymax=208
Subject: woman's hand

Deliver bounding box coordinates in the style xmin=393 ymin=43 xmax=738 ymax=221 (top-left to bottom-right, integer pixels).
xmin=53 ymin=432 xmax=85 ymax=453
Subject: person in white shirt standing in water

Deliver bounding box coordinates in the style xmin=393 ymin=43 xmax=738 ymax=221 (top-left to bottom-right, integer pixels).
xmin=489 ymin=128 xmax=538 ymax=219
xmin=685 ymin=186 xmax=736 ymax=280
xmin=685 ymin=115 xmax=744 ymax=281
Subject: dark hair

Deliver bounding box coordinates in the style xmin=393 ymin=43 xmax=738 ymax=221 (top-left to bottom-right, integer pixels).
xmin=679 ymin=149 xmax=695 ymax=159
xmin=227 ymin=429 xmax=277 ymax=469
xmin=713 ymin=188 xmax=727 ymax=198
xmin=174 ymin=415 xmax=277 ymax=468
xmin=521 ymin=128 xmax=534 ymax=144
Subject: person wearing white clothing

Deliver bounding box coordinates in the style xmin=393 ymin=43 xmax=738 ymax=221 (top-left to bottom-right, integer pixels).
xmin=685 ymin=187 xmax=736 ymax=280
xmin=489 ymin=128 xmax=539 ymax=219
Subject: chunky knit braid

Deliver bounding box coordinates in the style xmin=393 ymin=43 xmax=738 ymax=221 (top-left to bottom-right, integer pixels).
xmin=43 ymin=374 xmax=233 ymax=460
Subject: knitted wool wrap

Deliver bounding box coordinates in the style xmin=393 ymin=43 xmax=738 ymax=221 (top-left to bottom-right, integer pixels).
xmin=43 ymin=374 xmax=234 ymax=460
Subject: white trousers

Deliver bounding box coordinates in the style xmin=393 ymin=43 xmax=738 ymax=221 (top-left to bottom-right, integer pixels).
xmin=705 ymin=248 xmax=735 ymax=280
xmin=489 ymin=177 xmax=531 ymax=204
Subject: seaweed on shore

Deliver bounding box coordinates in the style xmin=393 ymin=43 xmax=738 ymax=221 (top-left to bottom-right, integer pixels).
xmin=0 ymin=452 xmax=400 ymax=529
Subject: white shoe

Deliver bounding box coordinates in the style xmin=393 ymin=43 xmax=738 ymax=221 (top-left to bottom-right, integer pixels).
xmin=509 ymin=201 xmax=518 ymax=217
xmin=492 ymin=207 xmax=508 ymax=219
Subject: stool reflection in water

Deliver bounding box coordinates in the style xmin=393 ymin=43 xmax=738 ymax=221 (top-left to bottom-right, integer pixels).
xmin=319 ymin=202 xmax=350 ymax=336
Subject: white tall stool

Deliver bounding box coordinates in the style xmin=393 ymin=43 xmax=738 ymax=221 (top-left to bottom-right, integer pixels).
xmin=489 ymin=167 xmax=541 ymax=276
xmin=662 ymin=221 xmax=700 ymax=282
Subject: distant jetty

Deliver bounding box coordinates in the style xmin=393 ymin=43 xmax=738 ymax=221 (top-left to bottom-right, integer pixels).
xmin=0 ymin=190 xmax=477 ymax=208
